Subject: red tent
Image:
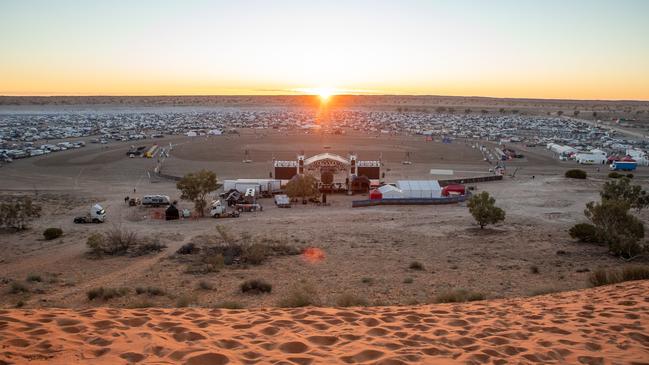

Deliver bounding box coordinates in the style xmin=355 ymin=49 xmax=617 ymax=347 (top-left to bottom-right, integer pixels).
xmin=369 ymin=189 xmax=383 ymax=200
xmin=442 ymin=184 xmax=466 ymax=197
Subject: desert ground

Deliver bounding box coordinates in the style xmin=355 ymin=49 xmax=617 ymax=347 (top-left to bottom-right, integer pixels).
xmin=1 ymin=128 xmax=649 ymax=364
xmin=1 ymin=280 xmax=648 ymax=364
xmin=1 ymin=130 xmax=648 ymax=310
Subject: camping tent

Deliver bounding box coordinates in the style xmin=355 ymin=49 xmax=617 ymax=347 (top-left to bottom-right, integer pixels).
xmin=396 ymin=180 xmax=442 ymax=198
xmin=165 ymin=204 xmax=180 ymax=220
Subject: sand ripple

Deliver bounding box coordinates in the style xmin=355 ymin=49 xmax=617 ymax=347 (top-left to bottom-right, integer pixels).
xmin=0 ymin=281 xmax=648 ymax=364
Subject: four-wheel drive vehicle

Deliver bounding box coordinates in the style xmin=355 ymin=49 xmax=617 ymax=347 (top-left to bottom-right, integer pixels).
xmin=209 ymin=200 xmax=240 ymax=218
xmin=74 ymin=204 xmax=106 ymax=223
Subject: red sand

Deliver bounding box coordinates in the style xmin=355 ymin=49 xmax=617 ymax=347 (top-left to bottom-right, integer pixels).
xmin=1 ymin=281 xmax=648 ymax=364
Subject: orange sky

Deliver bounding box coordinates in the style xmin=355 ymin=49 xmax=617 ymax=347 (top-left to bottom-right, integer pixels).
xmin=1 ymin=1 xmax=648 ymax=100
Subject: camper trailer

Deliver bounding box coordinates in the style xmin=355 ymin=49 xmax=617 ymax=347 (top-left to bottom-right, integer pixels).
xmin=142 ymin=195 xmax=171 ymax=207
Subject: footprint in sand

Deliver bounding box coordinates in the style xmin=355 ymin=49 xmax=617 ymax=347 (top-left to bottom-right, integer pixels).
xmin=340 ymin=349 xmax=384 ymax=363
xmin=120 ymin=352 xmax=146 ymax=363
xmin=306 ymin=335 xmax=339 ymax=346
xmin=184 ymin=352 xmax=230 ymax=365
xmin=279 ymin=341 xmax=309 ymax=354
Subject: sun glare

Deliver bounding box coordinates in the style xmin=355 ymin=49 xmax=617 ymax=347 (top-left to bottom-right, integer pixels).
xmin=296 ymin=87 xmax=336 ymax=102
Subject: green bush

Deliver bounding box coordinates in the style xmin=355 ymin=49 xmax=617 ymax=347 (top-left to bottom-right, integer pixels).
xmin=409 ymin=261 xmax=424 ymax=271
xmin=608 ymin=172 xmax=621 ymax=179
xmin=43 ymin=227 xmax=63 ymax=240
xmin=435 ymin=289 xmax=485 ymax=303
xmin=569 ymin=223 xmax=600 ymax=243
xmin=565 ymin=169 xmax=587 ymax=179
xmin=467 ymin=191 xmax=505 ymax=229
xmin=240 ymin=279 xmax=272 ymax=294
xmin=241 ymin=243 xmax=270 ymax=265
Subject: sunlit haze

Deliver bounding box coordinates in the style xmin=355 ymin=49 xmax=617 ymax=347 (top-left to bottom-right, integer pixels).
xmin=1 ymin=0 xmax=648 ymax=100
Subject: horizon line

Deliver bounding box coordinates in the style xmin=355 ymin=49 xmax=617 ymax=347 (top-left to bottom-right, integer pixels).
xmin=1 ymin=94 xmax=648 ymax=103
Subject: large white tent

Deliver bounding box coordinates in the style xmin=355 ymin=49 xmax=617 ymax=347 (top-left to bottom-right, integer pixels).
xmin=378 ymin=184 xmax=404 ymax=198
xmin=396 ymin=180 xmax=442 ymax=198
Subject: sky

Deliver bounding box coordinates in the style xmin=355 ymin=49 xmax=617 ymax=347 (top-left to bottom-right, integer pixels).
xmin=1 ymin=0 xmax=648 ymax=100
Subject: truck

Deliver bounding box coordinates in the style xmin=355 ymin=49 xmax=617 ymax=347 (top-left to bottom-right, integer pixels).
xmin=74 ymin=204 xmax=106 ymax=223
xmin=610 ymin=161 xmax=637 ymax=171
xmin=222 ymin=179 xmax=281 ymax=196
xmin=235 ymin=203 xmax=263 ymax=212
xmin=142 ymin=195 xmax=171 ymax=207
xmin=209 ymin=200 xmax=240 ymax=218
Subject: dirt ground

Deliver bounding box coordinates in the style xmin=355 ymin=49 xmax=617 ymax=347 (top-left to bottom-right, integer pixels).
xmin=1 ymin=130 xmax=648 ymax=309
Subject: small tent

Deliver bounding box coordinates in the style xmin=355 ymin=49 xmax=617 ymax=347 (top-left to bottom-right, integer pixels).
xmin=165 ymin=204 xmax=180 ymax=220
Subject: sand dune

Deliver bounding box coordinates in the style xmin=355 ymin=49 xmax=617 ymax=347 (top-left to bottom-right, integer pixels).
xmin=1 ymin=281 xmax=648 ymax=365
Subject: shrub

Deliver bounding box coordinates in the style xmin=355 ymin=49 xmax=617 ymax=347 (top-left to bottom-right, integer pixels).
xmin=403 ymin=277 xmax=414 ymax=284
xmin=26 ymin=274 xmax=42 ymax=282
xmin=589 ymin=268 xmax=620 ymax=287
xmin=86 ymin=233 xmax=105 ymax=256
xmin=584 ymin=199 xmax=645 ymax=258
xmin=103 ymin=228 xmax=138 ymax=255
xmin=135 ymin=287 xmax=165 ymax=296
xmin=240 ymin=279 xmax=272 ymax=294
xmin=87 ymin=287 xmax=129 ymax=301
xmin=569 ymin=223 xmax=600 ymax=243
xmin=608 ymin=172 xmax=621 ymax=179
xmin=435 ymin=289 xmax=485 ymax=303
xmin=529 ymin=266 xmax=540 ymax=274
xmin=9 ymin=281 xmax=29 ymax=294
xmin=409 ymin=261 xmax=424 ymax=271
xmin=600 ymin=177 xmax=649 ymax=211
xmin=176 ymin=294 xmax=197 ymax=307
xmin=467 ymin=191 xmax=505 ymax=229
xmin=278 ymin=284 xmax=319 ymax=307
xmin=0 ymin=197 xmax=42 ymax=231
xmin=197 ymin=280 xmax=214 ymax=290
xmin=241 ymin=243 xmax=270 ymax=265
xmin=336 ymin=293 xmax=368 ymax=307
xmin=361 ymin=277 xmax=374 ymax=284
xmin=626 ymin=173 xmax=634 ymax=179
xmin=177 ymin=242 xmax=199 ymax=255
xmin=591 ymin=266 xmax=649 ymax=286
xmin=621 ymin=266 xmax=649 ymax=281
xmin=565 ymin=169 xmax=587 ymax=179
xmin=132 ymin=240 xmax=167 ymax=256
xmin=43 ymin=227 xmax=63 ymax=240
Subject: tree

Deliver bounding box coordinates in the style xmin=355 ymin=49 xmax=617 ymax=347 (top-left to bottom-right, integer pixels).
xmin=176 ymin=169 xmax=218 ymax=216
xmin=467 ymin=192 xmax=505 ymax=229
xmin=557 ymin=110 xmax=564 ymax=116
xmin=285 ymin=174 xmax=319 ymax=204
xmin=573 ymin=110 xmax=580 ymax=116
xmin=600 ymin=177 xmax=649 ymax=211
xmin=0 ymin=197 xmax=41 ymax=231
xmin=583 ymin=199 xmax=645 ymax=259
